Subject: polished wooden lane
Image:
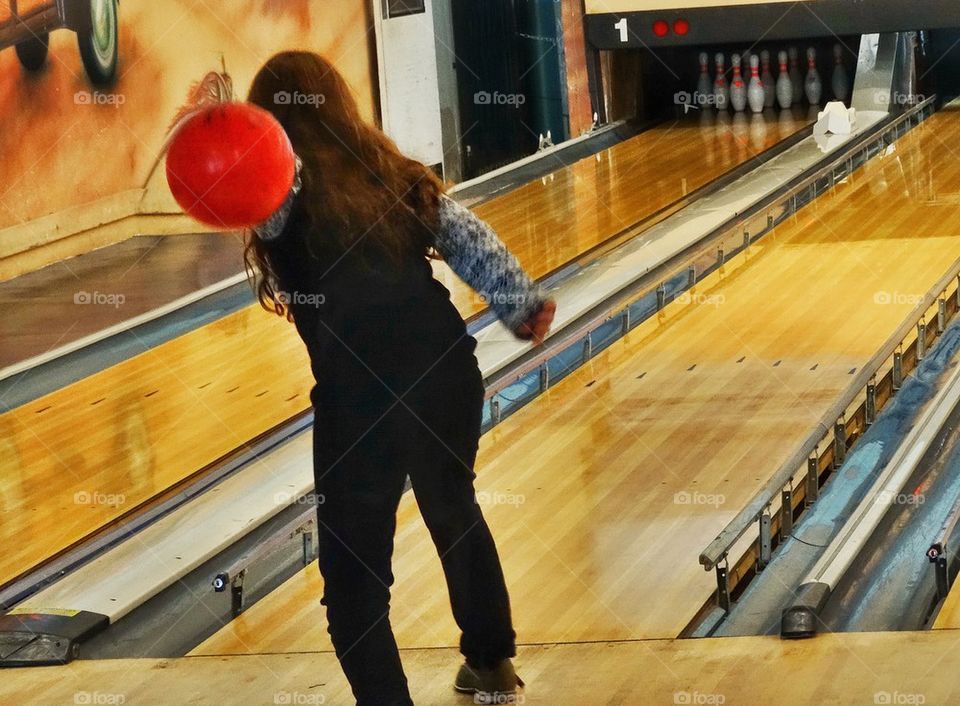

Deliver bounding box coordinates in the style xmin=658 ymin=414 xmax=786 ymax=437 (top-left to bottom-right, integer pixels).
xmin=192 ymin=106 xmax=960 ymax=653
xmin=0 ymin=309 xmax=309 ymax=589
xmin=447 ymin=107 xmax=813 ymax=317
xmin=0 ymin=110 xmax=813 ymax=589
xmin=6 ymin=631 xmax=960 ymax=704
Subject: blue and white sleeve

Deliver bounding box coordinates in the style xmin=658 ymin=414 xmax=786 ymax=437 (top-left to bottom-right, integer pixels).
xmin=434 ymin=195 xmax=545 ymax=331
xmin=252 ymin=157 xmax=303 ymax=242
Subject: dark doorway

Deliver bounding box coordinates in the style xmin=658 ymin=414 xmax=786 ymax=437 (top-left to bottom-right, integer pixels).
xmin=451 ymin=0 xmax=567 ymax=179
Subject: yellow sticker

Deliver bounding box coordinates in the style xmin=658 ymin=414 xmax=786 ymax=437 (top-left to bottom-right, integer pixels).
xmin=6 ymin=607 xmax=80 ymax=617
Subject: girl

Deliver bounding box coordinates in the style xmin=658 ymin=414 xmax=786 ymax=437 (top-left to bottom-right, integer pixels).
xmin=246 ymin=52 xmax=555 ymax=705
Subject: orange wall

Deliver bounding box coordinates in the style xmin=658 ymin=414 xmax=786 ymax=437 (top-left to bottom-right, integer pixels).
xmin=0 ymin=0 xmax=376 ymax=231
xmin=561 ymin=0 xmax=594 ymax=137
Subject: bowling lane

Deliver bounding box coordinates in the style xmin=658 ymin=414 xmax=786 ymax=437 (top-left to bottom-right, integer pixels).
xmin=0 ymin=109 xmax=813 ymax=590
xmin=0 ymin=309 xmax=310 ymax=589
xmin=448 ymin=107 xmax=813 ymax=317
xmin=192 ymin=106 xmax=960 ymax=654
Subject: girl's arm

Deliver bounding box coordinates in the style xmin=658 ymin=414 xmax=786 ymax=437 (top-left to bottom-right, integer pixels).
xmin=434 ymin=195 xmax=553 ymax=339
xmin=252 ymin=158 xmax=303 ymax=242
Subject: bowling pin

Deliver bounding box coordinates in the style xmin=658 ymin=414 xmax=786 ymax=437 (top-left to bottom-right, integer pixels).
xmin=776 ymin=50 xmax=793 ymax=109
xmin=832 ymin=44 xmax=850 ymax=102
xmin=760 ymin=50 xmax=775 ymax=108
xmin=729 ymin=54 xmax=747 ymax=112
xmin=788 ymin=47 xmax=803 ymax=103
xmin=804 ymin=47 xmax=822 ymax=105
xmin=747 ymin=54 xmax=765 ymax=113
xmin=713 ymin=53 xmax=729 ymax=111
xmin=741 ymin=50 xmax=754 ymax=90
xmin=697 ymin=51 xmax=712 ymax=107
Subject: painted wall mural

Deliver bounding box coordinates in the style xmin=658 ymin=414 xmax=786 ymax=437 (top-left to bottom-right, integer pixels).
xmin=0 ymin=0 xmax=376 ymax=232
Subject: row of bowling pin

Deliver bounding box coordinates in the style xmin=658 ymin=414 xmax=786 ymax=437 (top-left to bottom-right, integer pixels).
xmin=696 ymin=45 xmax=849 ymax=113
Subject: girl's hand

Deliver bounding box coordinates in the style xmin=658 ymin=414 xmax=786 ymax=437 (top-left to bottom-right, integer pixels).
xmin=514 ymin=299 xmax=556 ymax=343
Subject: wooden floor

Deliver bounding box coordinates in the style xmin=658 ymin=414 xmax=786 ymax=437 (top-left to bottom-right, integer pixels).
xmin=5 ymin=631 xmax=960 ymax=704
xmin=0 ymin=308 xmax=310 ymax=588
xmin=933 ymin=579 xmax=960 ymax=628
xmin=0 ymin=110 xmax=810 ymax=590
xmin=191 ymin=106 xmax=960 ymax=654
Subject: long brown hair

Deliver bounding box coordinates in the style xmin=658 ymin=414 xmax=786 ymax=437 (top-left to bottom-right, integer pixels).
xmin=245 ymin=51 xmax=446 ymax=317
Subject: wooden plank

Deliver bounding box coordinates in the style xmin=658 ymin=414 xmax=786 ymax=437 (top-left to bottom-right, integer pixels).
xmin=193 ymin=106 xmax=960 ymax=653
xmin=6 ymin=631 xmax=960 ymax=704
xmin=934 ymin=577 xmax=960 ymax=629
xmin=0 ymin=308 xmax=312 ymax=589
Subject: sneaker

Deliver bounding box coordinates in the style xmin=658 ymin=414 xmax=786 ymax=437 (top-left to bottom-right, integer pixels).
xmin=454 ymin=659 xmax=522 ymax=702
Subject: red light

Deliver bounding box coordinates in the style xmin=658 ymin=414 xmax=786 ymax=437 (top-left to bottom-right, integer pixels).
xmin=674 ymin=19 xmax=690 ymax=36
xmin=653 ymin=20 xmax=669 ymax=37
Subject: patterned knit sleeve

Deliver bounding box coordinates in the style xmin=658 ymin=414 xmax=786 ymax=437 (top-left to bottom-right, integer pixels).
xmin=252 ymin=157 xmax=303 ymax=242
xmin=434 ymin=195 xmax=545 ymax=332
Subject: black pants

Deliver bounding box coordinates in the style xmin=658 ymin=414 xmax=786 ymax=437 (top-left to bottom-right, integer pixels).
xmin=312 ymin=354 xmax=516 ymax=706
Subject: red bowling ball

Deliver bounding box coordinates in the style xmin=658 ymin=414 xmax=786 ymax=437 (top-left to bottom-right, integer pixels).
xmin=166 ymin=102 xmax=295 ymax=229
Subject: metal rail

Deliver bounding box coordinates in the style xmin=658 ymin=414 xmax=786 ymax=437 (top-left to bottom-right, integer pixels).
xmin=780 ymin=352 xmax=960 ymax=638
xmin=212 ymin=503 xmax=317 ymax=616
